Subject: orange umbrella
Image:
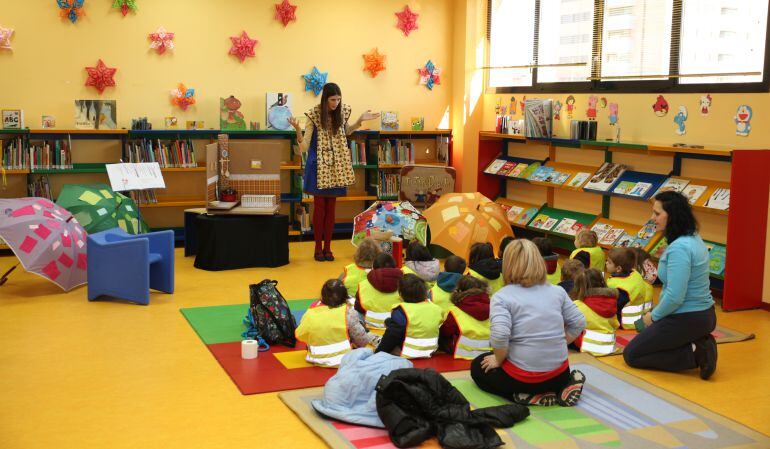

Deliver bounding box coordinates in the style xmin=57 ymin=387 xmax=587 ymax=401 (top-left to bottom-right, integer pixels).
xmin=423 ymin=192 xmax=514 ymax=259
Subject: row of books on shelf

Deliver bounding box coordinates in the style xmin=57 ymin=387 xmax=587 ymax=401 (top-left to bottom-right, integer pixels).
xmin=379 ymin=140 xmax=416 ymax=165
xmin=124 ymin=139 xmax=198 ymax=168
xmin=128 ymin=189 xmax=158 ymax=205
xmin=1 ymin=137 xmax=27 ymax=169
xmin=485 ymin=158 xmax=730 ymax=210
xmin=349 ymin=140 xmax=367 ymax=165
xmin=376 ymin=172 xmax=400 ymax=198
xmin=27 ymin=140 xmax=74 ymax=170
xmin=590 ymin=220 xmax=658 ymax=249
xmin=27 ymin=175 xmax=52 ymax=199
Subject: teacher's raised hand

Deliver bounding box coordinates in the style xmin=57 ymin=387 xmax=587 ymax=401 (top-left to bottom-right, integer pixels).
xmin=288 ymin=116 xmax=302 ymax=133
xmin=358 ymin=110 xmax=380 ymax=122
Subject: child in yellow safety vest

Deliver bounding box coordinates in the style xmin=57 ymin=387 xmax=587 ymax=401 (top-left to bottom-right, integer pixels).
xmin=355 ymin=253 xmax=403 ymax=330
xmin=468 ymin=242 xmax=504 ymax=294
xmin=571 ymin=230 xmax=605 ymax=273
xmin=376 ymin=274 xmax=445 ymax=359
xmin=341 ymin=238 xmax=381 ymax=297
xmin=439 ymin=275 xmax=492 ymax=360
xmin=570 ymin=269 xmax=620 ymax=356
xmin=533 ymin=237 xmax=561 ymax=285
xmin=558 ymin=259 xmax=586 ymax=296
xmin=606 ymin=247 xmax=651 ymax=329
xmin=402 ymin=241 xmax=440 ymax=289
xmin=296 ymin=279 xmax=381 ymax=367
xmin=430 ymin=255 xmax=467 ymax=312
xmin=631 ymin=247 xmax=657 ymax=307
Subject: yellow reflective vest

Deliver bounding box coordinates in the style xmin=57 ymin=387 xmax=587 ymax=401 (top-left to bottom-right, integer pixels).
xmin=342 ymin=264 xmax=369 ymax=297
xmin=468 ymin=269 xmax=504 ymax=295
xmin=430 ymin=284 xmax=454 ymax=313
xmin=295 ymin=303 xmax=351 ymax=367
xmin=357 ymin=279 xmax=401 ymax=330
xmin=575 ymin=299 xmax=619 ymax=356
xmin=400 ymin=301 xmax=444 ymax=359
xmin=607 ymin=270 xmax=651 ymax=329
xmin=447 ymin=306 xmax=491 ymax=360
xmin=570 ymin=246 xmax=606 ymax=273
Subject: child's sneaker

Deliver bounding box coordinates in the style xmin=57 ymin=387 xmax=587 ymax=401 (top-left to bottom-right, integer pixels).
xmin=557 ymin=370 xmax=586 ymax=407
xmin=513 ymin=392 xmax=558 ymax=407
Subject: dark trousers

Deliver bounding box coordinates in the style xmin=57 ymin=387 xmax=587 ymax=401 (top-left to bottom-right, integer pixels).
xmin=470 ymin=353 xmax=571 ymax=399
xmin=623 ymin=306 xmax=716 ymax=372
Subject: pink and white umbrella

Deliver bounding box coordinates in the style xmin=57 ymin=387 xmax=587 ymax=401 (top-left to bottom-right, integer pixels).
xmin=0 ymin=198 xmax=88 ymax=291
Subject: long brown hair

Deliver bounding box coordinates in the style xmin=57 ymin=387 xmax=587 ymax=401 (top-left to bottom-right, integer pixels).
xmin=320 ymin=83 xmax=342 ymax=135
xmin=571 ymin=268 xmax=606 ymax=301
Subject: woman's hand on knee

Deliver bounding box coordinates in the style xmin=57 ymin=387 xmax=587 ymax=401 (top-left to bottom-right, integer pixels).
xmin=642 ymin=312 xmax=654 ymax=327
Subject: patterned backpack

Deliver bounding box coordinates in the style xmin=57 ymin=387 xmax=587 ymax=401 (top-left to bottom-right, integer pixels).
xmin=243 ymin=280 xmax=297 ymax=348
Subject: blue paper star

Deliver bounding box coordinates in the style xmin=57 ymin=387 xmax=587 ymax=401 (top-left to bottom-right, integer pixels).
xmin=303 ymin=66 xmax=328 ymax=96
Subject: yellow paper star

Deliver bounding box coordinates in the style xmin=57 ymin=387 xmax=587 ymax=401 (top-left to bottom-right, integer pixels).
xmin=363 ymin=48 xmax=386 ymax=78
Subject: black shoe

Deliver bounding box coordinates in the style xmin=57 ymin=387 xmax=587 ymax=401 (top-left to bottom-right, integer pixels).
xmin=314 ymin=252 xmax=325 ymax=262
xmin=694 ymin=335 xmax=717 ymax=380
xmin=557 ymin=370 xmax=585 ymax=407
xmin=324 ymin=252 xmax=335 ymax=261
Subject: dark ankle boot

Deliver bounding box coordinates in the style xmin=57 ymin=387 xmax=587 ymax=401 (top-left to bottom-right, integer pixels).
xmin=694 ymin=334 xmax=717 ymax=380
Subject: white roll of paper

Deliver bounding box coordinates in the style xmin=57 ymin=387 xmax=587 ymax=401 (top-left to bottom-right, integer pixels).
xmin=241 ymin=339 xmax=259 ymax=359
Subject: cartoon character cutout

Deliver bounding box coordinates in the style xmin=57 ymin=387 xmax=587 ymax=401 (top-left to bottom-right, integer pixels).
xmin=586 ymin=95 xmax=598 ymax=120
xmin=553 ymin=100 xmax=562 ymax=120
xmin=520 ymin=96 xmax=527 ymax=115
xmin=565 ymin=95 xmax=576 ymax=119
xmin=608 ymin=103 xmax=619 ymax=126
xmin=735 ymin=105 xmax=752 ymax=137
xmin=600 ymin=97 xmax=608 ymax=108
xmin=673 ymin=106 xmax=688 ymax=136
xmin=495 ymin=98 xmax=501 ymax=116
xmin=652 ymin=95 xmax=669 ymax=117
xmin=700 ymin=94 xmax=712 ymax=116
xmin=509 ymin=96 xmax=517 ymax=115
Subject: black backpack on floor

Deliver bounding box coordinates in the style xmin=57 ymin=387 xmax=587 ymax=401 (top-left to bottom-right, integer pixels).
xmin=244 ymin=280 xmax=297 ymax=348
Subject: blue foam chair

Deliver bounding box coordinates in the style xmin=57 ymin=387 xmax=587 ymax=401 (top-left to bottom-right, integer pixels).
xmin=87 ymin=228 xmax=175 ymax=305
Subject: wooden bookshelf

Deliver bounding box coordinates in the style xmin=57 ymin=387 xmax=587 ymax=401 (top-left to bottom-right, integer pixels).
xmin=528 ymin=161 xmax=599 ymax=190
xmin=686 ymin=178 xmax=731 ymax=216
xmin=159 ymin=167 xmax=205 ymax=173
xmin=0 ymin=169 xmax=30 ymax=175
xmin=647 ymin=144 xmax=732 ymax=157
xmin=494 ymin=198 xmax=543 ymax=229
xmin=28 ymin=129 xmax=129 ymax=135
xmin=378 ymin=130 xmax=452 ymax=136
xmin=301 ymin=193 xmax=377 ymax=203
xmin=479 ymin=131 xmax=526 ymax=141
xmin=139 ymin=196 xmax=206 ymax=208
xmin=280 ymin=162 xmax=301 ymax=170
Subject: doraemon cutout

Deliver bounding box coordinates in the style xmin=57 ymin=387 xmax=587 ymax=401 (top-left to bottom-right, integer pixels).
xmin=735 ymin=105 xmax=752 ymax=137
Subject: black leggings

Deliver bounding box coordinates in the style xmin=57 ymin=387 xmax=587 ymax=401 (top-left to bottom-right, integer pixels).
xmin=623 ymin=306 xmax=716 ymax=372
xmin=470 ymin=353 xmax=571 ymax=399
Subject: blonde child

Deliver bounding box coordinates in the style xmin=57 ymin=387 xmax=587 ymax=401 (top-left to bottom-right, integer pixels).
xmin=430 ymin=255 xmax=467 ymax=312
xmin=606 ymin=247 xmax=649 ymax=329
xmin=376 ymin=274 xmax=445 ymax=359
xmin=296 ymin=279 xmax=381 ymax=367
xmin=570 ymin=269 xmax=620 ymax=356
xmin=533 ymin=237 xmax=561 ymax=285
xmin=468 ymin=242 xmax=504 ymax=294
xmin=355 ymin=253 xmax=403 ymax=330
xmin=402 ymin=241 xmax=440 ymax=288
xmin=558 ymin=259 xmax=586 ymax=295
xmin=341 ymin=238 xmax=382 ymax=296
xmin=439 ymin=275 xmax=491 ymax=360
xmin=571 ymin=230 xmax=605 ymax=273
xmin=630 ymin=247 xmax=657 ymax=312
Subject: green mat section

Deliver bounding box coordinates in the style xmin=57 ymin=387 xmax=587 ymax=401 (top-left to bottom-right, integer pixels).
xmin=180 ymin=299 xmax=314 ymax=345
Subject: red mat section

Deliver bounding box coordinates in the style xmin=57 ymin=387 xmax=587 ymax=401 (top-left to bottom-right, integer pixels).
xmin=208 ymin=342 xmax=471 ymax=395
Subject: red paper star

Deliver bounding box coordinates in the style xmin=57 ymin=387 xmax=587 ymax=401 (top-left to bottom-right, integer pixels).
xmin=275 ymin=0 xmax=297 ymax=27
xmin=229 ymin=31 xmax=258 ymax=63
xmin=363 ymin=48 xmax=386 ymax=78
xmin=395 ymin=5 xmax=419 ymax=36
xmin=85 ymin=59 xmax=117 ymax=94
xmin=149 ymin=26 xmax=174 ymax=54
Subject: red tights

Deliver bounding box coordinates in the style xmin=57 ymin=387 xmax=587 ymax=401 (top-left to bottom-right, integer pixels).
xmin=312 ymin=196 xmax=337 ymax=255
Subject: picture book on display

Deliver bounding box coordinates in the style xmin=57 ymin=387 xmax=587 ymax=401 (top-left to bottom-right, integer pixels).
xmin=567 ymin=172 xmax=591 ymax=188
xmin=497 ymin=161 xmax=517 ymax=176
xmin=529 ymin=166 xmax=553 ymax=182
xmin=516 ymin=207 xmax=539 ymax=226
xmin=484 ymin=158 xmax=506 ymax=174
xmin=381 ymin=111 xmax=399 ymax=131
xmin=599 ymin=228 xmax=625 ymax=246
xmin=584 ymin=162 xmax=626 ymax=192
xmin=553 ymin=218 xmax=577 ymax=235
xmin=266 ymin=93 xmax=293 ymax=131
xmin=655 ymin=177 xmax=690 ymax=195
xmin=614 ymin=234 xmax=635 ymax=248
xmin=631 ymin=219 xmax=657 ymax=248
xmin=650 ymin=238 xmax=668 ymax=259
xmin=613 ymin=181 xmax=636 ymax=195
xmin=540 ymin=217 xmax=558 ymax=231
xmin=704 ymin=188 xmax=730 ymax=210
xmin=683 ymin=184 xmax=707 ymax=205
xmin=519 ymin=162 xmax=541 ymax=179
xmin=530 ymin=214 xmax=550 ymax=229
xmin=550 ymin=172 xmax=570 ymax=185
xmin=591 ymin=223 xmax=613 ymax=241
xmin=706 ymin=243 xmax=726 ymax=276
xmin=505 ymin=206 xmax=524 ymax=223
xmin=524 ymin=99 xmax=553 ymax=138
xmin=627 ymin=182 xmax=653 ymax=198
xmin=510 ymin=163 xmax=529 ymax=178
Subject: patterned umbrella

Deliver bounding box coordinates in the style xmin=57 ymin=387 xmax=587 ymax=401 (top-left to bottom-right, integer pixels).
xmin=0 ymin=198 xmax=88 ymax=291
xmin=114 ymin=192 xmax=149 ymax=234
xmin=352 ymin=201 xmax=427 ymax=246
xmin=422 ymin=192 xmax=514 ymax=260
xmin=56 ymin=184 xmax=119 ymax=234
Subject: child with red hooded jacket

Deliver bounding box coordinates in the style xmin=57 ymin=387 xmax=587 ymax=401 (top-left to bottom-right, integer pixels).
xmin=439 ymin=275 xmax=492 ymax=360
xmin=570 ymin=268 xmax=620 ymax=356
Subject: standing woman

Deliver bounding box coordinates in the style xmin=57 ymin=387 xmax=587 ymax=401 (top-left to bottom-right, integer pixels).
xmin=624 ymin=191 xmax=717 ymax=379
xmin=289 ymin=83 xmax=379 ymax=261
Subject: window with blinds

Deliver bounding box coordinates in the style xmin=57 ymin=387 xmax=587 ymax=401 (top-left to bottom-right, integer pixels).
xmin=487 ymin=0 xmax=770 ymax=92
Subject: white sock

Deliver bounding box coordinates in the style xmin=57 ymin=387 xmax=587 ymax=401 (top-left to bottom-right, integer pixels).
xmin=691 ymin=343 xmax=696 ymax=352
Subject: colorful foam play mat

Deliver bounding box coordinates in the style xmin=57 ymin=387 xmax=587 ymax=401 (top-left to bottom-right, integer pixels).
xmin=180 ymin=300 xmax=470 ymax=395
xmin=280 ymin=353 xmax=770 ymax=449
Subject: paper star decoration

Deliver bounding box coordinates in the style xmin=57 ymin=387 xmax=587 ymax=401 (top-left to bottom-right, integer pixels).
xmin=58 ymin=0 xmax=85 ymax=24
xmin=229 ymin=31 xmax=258 ymax=63
xmin=112 ymin=0 xmax=137 ymax=17
xmin=395 ymin=5 xmax=419 ymax=36
xmin=85 ymin=59 xmax=117 ymax=94
xmin=0 ymin=26 xmax=13 ymax=51
xmin=149 ymin=27 xmax=174 ymax=54
xmin=418 ymin=60 xmax=441 ymax=90
xmin=303 ymin=67 xmax=328 ymax=96
xmin=170 ymin=83 xmax=196 ymax=111
xmin=275 ymin=0 xmax=297 ymax=27
xmin=363 ymin=48 xmax=386 ymax=78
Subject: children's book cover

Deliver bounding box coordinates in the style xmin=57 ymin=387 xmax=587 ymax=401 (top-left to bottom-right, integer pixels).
xmin=599 ymin=228 xmax=625 ymax=246
xmin=613 ymin=181 xmax=636 ymax=195
xmin=506 ymin=206 xmax=524 ymax=223
xmin=650 ymin=237 xmax=668 ymax=259
xmin=655 ymin=177 xmax=690 ymax=195
xmin=530 ymin=214 xmax=550 ymax=229
xmin=220 ymin=96 xmax=246 ymax=131
xmin=381 ymin=111 xmax=399 ymax=131
xmin=497 ymin=161 xmax=517 ymax=176
xmin=515 ymin=207 xmax=539 ymax=226
xmin=708 ymin=243 xmax=726 ymax=275
xmin=569 ymin=222 xmax=587 ymax=236
xmin=509 ymin=163 xmax=529 ymax=178
xmin=591 ymin=223 xmax=613 ymax=240
xmin=553 ymin=218 xmax=577 ymax=235
xmin=484 ymin=159 xmax=506 ymax=174
xmin=551 ymin=172 xmax=570 ymax=185
xmin=614 ymin=234 xmax=635 ymax=248
xmin=628 ymin=182 xmax=653 ymax=197
xmin=584 ymin=162 xmax=626 ymax=192
xmin=529 ymin=166 xmax=554 ymax=182
xmin=540 ymin=217 xmax=558 ymax=231
xmin=704 ymin=188 xmax=730 ymax=210
xmin=74 ymin=100 xmax=116 ymax=130
xmin=567 ymin=172 xmax=591 ymax=188
xmin=411 ymin=117 xmax=424 ymax=131
xmin=518 ymin=162 xmax=541 ymax=179
xmin=266 ymin=92 xmax=293 ymax=131
xmin=683 ymin=184 xmax=708 ymax=205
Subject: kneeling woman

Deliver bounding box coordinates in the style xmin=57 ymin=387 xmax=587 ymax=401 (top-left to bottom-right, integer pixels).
xmin=471 ymin=239 xmax=587 ymax=407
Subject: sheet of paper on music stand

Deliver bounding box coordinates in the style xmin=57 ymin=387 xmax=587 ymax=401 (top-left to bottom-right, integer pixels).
xmin=106 ymin=163 xmax=166 ymax=191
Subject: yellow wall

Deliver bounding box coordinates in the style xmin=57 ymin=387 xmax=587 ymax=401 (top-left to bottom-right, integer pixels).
xmin=0 ymin=1 xmax=453 ymax=132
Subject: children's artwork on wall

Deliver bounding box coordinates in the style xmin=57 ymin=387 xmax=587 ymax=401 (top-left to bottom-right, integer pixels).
xmin=363 ymin=48 xmax=386 ymax=78
xmin=170 ymin=83 xmax=195 ymax=111
xmin=608 ymin=103 xmax=619 ymax=126
xmin=586 ymin=95 xmax=598 ymax=121
xmin=220 ymin=96 xmax=246 ymax=131
xmin=417 ymin=60 xmax=441 ymax=90
xmin=84 ymin=59 xmax=117 ymax=95
xmin=395 ymin=5 xmax=419 ymax=36
xmin=274 ymin=0 xmax=297 ymax=27
xmin=600 ymin=97 xmax=608 ymax=108
xmin=266 ymin=93 xmax=293 ymax=130
xmin=229 ymin=31 xmax=258 ymax=63
xmin=0 ymin=26 xmax=13 ymax=50
xmin=673 ymin=106 xmax=688 ymax=135
xmin=553 ymin=100 xmax=562 ymax=120
xmin=112 ymin=0 xmax=137 ymax=17
xmin=520 ymin=96 xmax=526 ymax=115
xmin=735 ymin=105 xmax=752 ymax=137
xmin=74 ymin=100 xmax=116 ymax=130
xmin=411 ymin=117 xmax=424 ymax=131
xmin=164 ymin=117 xmax=177 ymax=129
xmin=148 ymin=27 xmax=174 ymax=54
xmin=652 ymin=95 xmax=669 ymax=117
xmin=302 ymin=66 xmax=328 ymax=96
xmin=509 ymin=96 xmax=516 ymax=115
xmin=700 ymin=94 xmax=712 ymax=116
xmin=565 ymin=95 xmax=576 ymax=119
xmin=42 ymin=115 xmax=56 ymax=129
xmin=58 ymin=0 xmax=85 ymax=24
